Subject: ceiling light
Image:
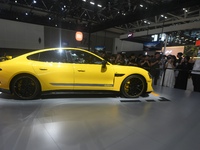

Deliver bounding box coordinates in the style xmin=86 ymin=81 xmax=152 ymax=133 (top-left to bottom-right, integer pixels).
xmin=183 ymin=8 xmax=188 ymax=12
xmin=15 ymin=0 xmax=17 ymax=3
xmin=82 ymin=0 xmax=86 ymax=2
xmin=140 ymin=4 xmax=143 ymax=7
xmin=90 ymin=2 xmax=95 ymax=5
xmin=33 ymin=0 xmax=37 ymax=4
xmin=25 ymin=12 xmax=28 ymax=15
xmin=97 ymin=4 xmax=102 ymax=7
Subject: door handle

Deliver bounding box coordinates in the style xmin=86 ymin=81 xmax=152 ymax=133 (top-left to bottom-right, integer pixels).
xmin=39 ymin=68 xmax=48 ymax=70
xmin=78 ymin=70 xmax=85 ymax=72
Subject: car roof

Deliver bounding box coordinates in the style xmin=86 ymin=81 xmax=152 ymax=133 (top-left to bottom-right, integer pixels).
xmin=24 ymin=47 xmax=88 ymax=55
xmin=14 ymin=47 xmax=95 ymax=58
xmin=14 ymin=47 xmax=111 ymax=64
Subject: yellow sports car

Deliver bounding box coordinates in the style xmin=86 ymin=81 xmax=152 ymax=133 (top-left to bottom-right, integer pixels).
xmin=0 ymin=48 xmax=153 ymax=100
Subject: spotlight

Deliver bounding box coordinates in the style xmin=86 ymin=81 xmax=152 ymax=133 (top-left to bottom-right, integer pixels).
xmin=97 ymin=4 xmax=102 ymax=8
xmin=90 ymin=2 xmax=95 ymax=5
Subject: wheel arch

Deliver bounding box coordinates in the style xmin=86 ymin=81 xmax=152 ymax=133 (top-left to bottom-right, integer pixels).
xmin=120 ymin=73 xmax=148 ymax=98
xmin=10 ymin=73 xmax=41 ymax=94
xmin=121 ymin=73 xmax=147 ymax=88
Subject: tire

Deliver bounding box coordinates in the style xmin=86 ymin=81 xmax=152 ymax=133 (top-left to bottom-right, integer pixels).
xmin=120 ymin=75 xmax=147 ymax=98
xmin=11 ymin=74 xmax=41 ymax=100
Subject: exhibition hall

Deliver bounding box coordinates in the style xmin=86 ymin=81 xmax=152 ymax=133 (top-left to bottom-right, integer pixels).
xmin=0 ymin=0 xmax=200 ymax=150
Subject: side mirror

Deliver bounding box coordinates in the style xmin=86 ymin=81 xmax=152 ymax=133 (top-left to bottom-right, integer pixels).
xmin=102 ymin=60 xmax=107 ymax=68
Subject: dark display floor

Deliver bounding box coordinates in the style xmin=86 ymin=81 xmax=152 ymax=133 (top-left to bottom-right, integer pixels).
xmin=0 ymin=85 xmax=200 ymax=150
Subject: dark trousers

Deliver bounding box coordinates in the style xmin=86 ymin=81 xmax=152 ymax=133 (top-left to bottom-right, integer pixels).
xmin=191 ymin=74 xmax=200 ymax=92
xmin=151 ymin=69 xmax=160 ymax=85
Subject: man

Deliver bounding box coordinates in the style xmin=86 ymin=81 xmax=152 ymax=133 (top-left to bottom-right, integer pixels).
xmin=176 ymin=52 xmax=183 ymax=65
xmin=191 ymin=50 xmax=200 ymax=92
xmin=150 ymin=52 xmax=161 ymax=85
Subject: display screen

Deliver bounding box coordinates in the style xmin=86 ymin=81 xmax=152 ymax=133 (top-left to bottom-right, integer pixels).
xmin=143 ymin=41 xmax=163 ymax=51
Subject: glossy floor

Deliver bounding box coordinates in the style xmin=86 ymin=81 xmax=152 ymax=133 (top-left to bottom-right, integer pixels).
xmin=0 ymin=85 xmax=199 ymax=150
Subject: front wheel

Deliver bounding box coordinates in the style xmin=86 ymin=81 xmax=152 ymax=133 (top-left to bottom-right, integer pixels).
xmin=11 ymin=74 xmax=41 ymax=100
xmin=120 ymin=75 xmax=147 ymax=98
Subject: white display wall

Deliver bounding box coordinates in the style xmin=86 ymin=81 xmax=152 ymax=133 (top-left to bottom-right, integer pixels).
xmin=113 ymin=38 xmax=143 ymax=54
xmin=0 ymin=19 xmax=44 ymax=49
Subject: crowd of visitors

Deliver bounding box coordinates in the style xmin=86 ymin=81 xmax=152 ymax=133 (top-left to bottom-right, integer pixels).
xmin=97 ymin=50 xmax=199 ymax=92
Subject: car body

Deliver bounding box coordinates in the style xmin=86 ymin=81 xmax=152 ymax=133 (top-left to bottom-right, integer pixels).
xmin=0 ymin=47 xmax=153 ymax=100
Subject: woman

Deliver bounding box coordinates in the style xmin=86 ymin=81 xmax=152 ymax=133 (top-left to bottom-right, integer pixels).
xmin=174 ymin=56 xmax=193 ymax=90
xmin=160 ymin=56 xmax=176 ymax=88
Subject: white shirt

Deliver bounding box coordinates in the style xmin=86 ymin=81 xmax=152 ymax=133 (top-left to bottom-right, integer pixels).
xmin=192 ymin=58 xmax=200 ymax=75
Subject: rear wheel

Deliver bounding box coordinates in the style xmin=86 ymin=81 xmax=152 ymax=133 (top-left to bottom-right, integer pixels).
xmin=11 ymin=74 xmax=41 ymax=100
xmin=120 ymin=75 xmax=146 ymax=98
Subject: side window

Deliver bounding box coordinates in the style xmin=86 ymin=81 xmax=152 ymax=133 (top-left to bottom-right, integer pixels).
xmin=68 ymin=50 xmax=102 ymax=64
xmin=27 ymin=53 xmax=39 ymax=61
xmin=27 ymin=50 xmax=68 ymax=63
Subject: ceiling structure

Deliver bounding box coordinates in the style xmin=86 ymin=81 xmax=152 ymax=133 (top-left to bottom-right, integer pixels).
xmin=1 ymin=0 xmax=200 ymax=46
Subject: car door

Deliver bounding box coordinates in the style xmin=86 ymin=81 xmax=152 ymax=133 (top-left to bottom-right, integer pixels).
xmin=68 ymin=49 xmax=115 ymax=90
xmin=28 ymin=49 xmax=74 ymax=90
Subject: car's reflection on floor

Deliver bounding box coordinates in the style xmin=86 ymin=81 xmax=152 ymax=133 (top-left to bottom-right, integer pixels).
xmin=0 ymin=92 xmax=154 ymax=101
xmin=0 ymin=91 xmax=120 ymax=100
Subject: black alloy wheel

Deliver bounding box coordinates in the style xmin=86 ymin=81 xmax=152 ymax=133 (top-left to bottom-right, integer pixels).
xmin=121 ymin=75 xmax=146 ymax=98
xmin=11 ymin=74 xmax=41 ymax=100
